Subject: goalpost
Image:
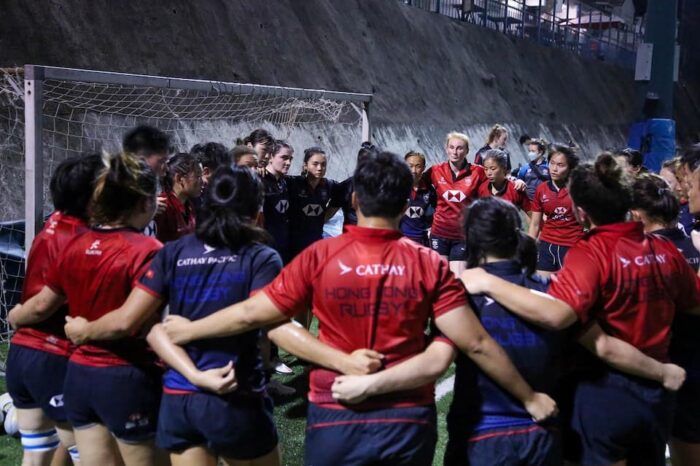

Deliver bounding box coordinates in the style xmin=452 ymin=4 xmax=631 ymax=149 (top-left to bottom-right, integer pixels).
xmin=0 ymin=64 xmax=372 ymax=343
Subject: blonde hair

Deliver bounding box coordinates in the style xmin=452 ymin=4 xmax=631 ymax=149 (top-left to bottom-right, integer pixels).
xmin=445 ymin=132 xmax=470 ymax=151
xmin=485 ymin=124 xmax=507 ymax=145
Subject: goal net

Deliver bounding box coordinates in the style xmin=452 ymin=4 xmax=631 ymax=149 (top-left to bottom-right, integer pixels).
xmin=0 ymin=65 xmax=371 ymax=343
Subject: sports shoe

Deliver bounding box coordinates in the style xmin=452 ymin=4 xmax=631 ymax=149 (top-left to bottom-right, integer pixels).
xmin=267 ymin=380 xmax=296 ymax=397
xmin=274 ymin=360 xmax=294 ymax=374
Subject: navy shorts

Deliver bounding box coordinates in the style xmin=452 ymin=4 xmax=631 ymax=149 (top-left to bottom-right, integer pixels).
xmin=305 ymin=403 xmax=437 ymax=466
xmin=406 ymin=235 xmax=429 ymax=247
xmin=536 ymin=239 xmax=570 ymax=272
xmin=445 ymin=424 xmax=561 ymax=466
xmin=430 ymin=235 xmax=466 ymax=262
xmin=6 ymin=344 xmax=69 ymax=422
xmin=567 ymin=372 xmax=674 ymax=466
xmin=63 ymin=362 xmax=162 ymax=443
xmin=669 ymin=322 xmax=700 ymax=442
xmin=157 ymin=392 xmax=278 ymax=459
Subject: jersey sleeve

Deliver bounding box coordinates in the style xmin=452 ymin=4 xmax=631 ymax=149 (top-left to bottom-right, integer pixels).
xmin=250 ymin=248 xmax=283 ymax=292
xmin=547 ymin=246 xmax=599 ymax=324
xmin=531 ymin=184 xmax=544 ymax=213
xmin=519 ymin=191 xmax=532 ymax=212
xmin=517 ymin=165 xmax=527 ymax=180
xmin=136 ymin=244 xmax=172 ymax=299
xmin=432 ymin=258 xmax=468 ymax=318
xmin=43 ymin=249 xmax=66 ymax=296
xmin=329 ymin=179 xmax=348 ymax=209
xmin=262 ymin=246 xmax=317 ymax=318
xmin=130 ymin=241 xmax=162 ymax=287
xmin=673 ymin=255 xmax=700 ymax=311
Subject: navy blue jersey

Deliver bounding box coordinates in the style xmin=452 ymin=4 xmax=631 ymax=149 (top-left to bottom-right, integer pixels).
xmin=330 ymin=177 xmax=357 ymax=227
xmin=288 ymin=176 xmax=337 ymax=255
xmin=679 ymin=203 xmax=696 ymax=236
xmin=450 ymin=261 xmax=563 ymax=433
xmin=517 ymin=161 xmax=550 ymax=200
xmin=262 ymin=172 xmax=291 ymax=262
xmin=654 ymin=227 xmax=700 ymax=272
xmin=400 ymin=182 xmax=435 ymax=242
xmin=138 ymin=234 xmax=283 ymax=393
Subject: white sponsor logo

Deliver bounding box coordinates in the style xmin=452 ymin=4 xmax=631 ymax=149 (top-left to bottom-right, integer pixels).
xmin=303 ymin=204 xmax=323 ymax=216
xmin=438 ymin=176 xmax=448 ymax=185
xmin=85 ymin=240 xmax=102 ymax=256
xmin=275 ymin=200 xmax=289 ymax=213
xmin=406 ymin=206 xmax=424 ymax=219
xmin=484 ymin=296 xmax=495 ymax=306
xmin=442 ymin=190 xmax=466 ymax=202
xmin=619 ymin=254 xmax=667 ymax=268
xmin=619 ymin=257 xmax=632 ymax=268
xmin=203 ymin=244 xmax=216 ymax=254
xmin=49 ymin=395 xmax=64 ymax=408
xmin=338 ymin=260 xmax=406 ymax=276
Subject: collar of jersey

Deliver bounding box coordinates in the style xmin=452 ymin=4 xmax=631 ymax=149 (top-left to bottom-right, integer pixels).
xmin=481 ymin=259 xmax=522 ymax=276
xmin=345 ymin=225 xmax=403 ymax=241
xmin=651 ymin=227 xmax=685 ymax=240
xmin=586 ymin=221 xmax=644 ymax=239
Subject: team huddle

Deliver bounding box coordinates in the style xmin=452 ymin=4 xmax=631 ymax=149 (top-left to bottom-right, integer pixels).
xmin=4 ymin=122 xmax=700 ymax=466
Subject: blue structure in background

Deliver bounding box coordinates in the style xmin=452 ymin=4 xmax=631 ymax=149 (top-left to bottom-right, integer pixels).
xmin=0 ymin=220 xmax=26 ymax=335
xmin=628 ymin=118 xmax=676 ymax=173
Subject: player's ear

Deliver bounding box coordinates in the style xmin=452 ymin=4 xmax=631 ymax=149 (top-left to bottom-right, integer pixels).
xmin=351 ymin=191 xmax=358 ymax=211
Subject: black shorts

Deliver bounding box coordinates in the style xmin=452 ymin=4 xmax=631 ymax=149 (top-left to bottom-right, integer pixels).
xmin=305 ymin=403 xmax=437 ymax=466
xmin=63 ymin=362 xmax=162 ymax=443
xmin=157 ymin=392 xmax=277 ymax=459
xmin=6 ymin=344 xmax=69 ymax=422
xmin=537 ymin=239 xmax=570 ymax=272
xmin=566 ymin=372 xmax=674 ymax=466
xmin=669 ymin=319 xmax=700 ymax=442
xmin=430 ymin=236 xmax=466 ymax=262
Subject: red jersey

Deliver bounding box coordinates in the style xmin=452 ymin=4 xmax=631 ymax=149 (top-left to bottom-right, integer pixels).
xmin=12 ymin=212 xmax=88 ymax=357
xmin=263 ymin=225 xmax=466 ymax=409
xmin=531 ymin=182 xmax=584 ymax=247
xmin=45 ymin=227 xmax=162 ymax=367
xmin=549 ymin=222 xmax=700 ymax=361
xmin=154 ymin=191 xmax=196 ymax=243
xmin=477 ymin=179 xmax=531 ymax=212
xmin=425 ymin=161 xmax=486 ymax=240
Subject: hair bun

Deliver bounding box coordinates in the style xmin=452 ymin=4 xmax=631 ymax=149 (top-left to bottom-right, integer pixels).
xmin=594 ymin=153 xmax=624 ymax=188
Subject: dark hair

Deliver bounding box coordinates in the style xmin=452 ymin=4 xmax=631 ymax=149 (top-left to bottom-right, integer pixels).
xmin=528 ymin=138 xmax=547 ymax=154
xmin=190 ymin=142 xmax=229 ymax=171
xmin=614 ymin=148 xmax=644 ymax=168
xmin=230 ymin=145 xmax=257 ymax=164
xmin=681 ymin=144 xmax=700 ymax=173
xmin=569 ymin=152 xmax=632 ymax=226
xmin=482 ymin=149 xmax=508 ymax=169
xmin=353 ymin=151 xmax=412 ymax=218
xmin=404 ymin=150 xmax=426 ymax=165
xmin=548 ymin=144 xmax=580 ymax=173
xmin=91 ymin=152 xmax=157 ymax=224
xmin=50 ymin=153 xmax=103 ymax=220
xmin=632 ymin=174 xmax=680 ymax=225
xmin=519 ymin=134 xmax=531 ymax=145
xmin=195 ymin=166 xmax=269 ymax=249
xmin=302 ymin=146 xmax=326 ymax=175
xmin=243 ymin=129 xmax=274 ymax=150
xmin=271 ymin=139 xmax=294 ymax=158
xmin=122 ymin=125 xmax=170 ymax=156
xmin=464 ymin=197 xmax=537 ymax=275
xmin=162 ymin=152 xmax=200 ymax=192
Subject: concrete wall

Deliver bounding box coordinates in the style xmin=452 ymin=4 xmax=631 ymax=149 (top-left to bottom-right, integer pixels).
xmin=1 ymin=0 xmax=638 ymax=179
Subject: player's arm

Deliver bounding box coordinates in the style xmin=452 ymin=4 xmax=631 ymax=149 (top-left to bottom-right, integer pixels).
xmin=267 ymin=321 xmax=383 ymax=375
xmin=8 ymin=286 xmax=65 ymax=328
xmin=64 ymin=287 xmax=163 ymax=344
xmin=146 ymin=323 xmax=237 ymax=395
xmin=163 ymin=292 xmax=289 ymax=345
xmin=528 ymin=211 xmax=543 ymax=239
xmin=435 ymin=304 xmax=557 ymax=421
xmin=331 ymin=340 xmax=456 ymax=404
xmin=577 ymin=323 xmax=686 ymax=391
xmin=460 ymin=268 xmax=577 ymax=330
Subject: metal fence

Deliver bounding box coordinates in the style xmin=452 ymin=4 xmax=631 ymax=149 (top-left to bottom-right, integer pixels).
xmin=402 ymin=0 xmax=641 ymax=68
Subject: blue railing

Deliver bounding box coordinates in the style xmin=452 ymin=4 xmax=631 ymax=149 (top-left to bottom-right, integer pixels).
xmin=402 ymin=0 xmax=640 ymax=69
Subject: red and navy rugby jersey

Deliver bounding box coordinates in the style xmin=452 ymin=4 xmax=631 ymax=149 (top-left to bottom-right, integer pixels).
xmin=262 ymin=225 xmax=467 ymax=409
xmin=477 ymin=179 xmax=531 ymax=212
xmin=549 ymin=222 xmax=700 ymax=362
xmin=531 ymin=181 xmax=584 ymax=247
xmin=137 ymin=235 xmax=282 ymax=394
xmin=12 ymin=212 xmax=88 ymax=357
xmin=424 ymin=161 xmax=486 ymax=240
xmin=45 ymin=227 xmax=162 ymax=367
xmin=154 ymin=191 xmax=196 ymax=244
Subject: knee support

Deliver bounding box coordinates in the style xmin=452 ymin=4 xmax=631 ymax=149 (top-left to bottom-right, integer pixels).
xmin=66 ymin=444 xmax=80 ymax=463
xmin=19 ymin=429 xmax=60 ymax=452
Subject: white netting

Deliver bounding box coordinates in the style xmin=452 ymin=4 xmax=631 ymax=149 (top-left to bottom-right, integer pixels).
xmin=0 ymin=68 xmax=366 ymax=342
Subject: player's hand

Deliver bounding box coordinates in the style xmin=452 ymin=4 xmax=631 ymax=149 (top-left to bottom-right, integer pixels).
xmin=162 ymin=315 xmax=194 ymax=345
xmin=64 ymin=316 xmax=91 ymax=345
xmin=460 ymin=267 xmax=492 ymax=294
xmin=524 ymin=392 xmax=558 ymax=422
xmin=341 ymin=349 xmax=384 ymax=375
xmin=193 ymin=361 xmax=238 ymax=395
xmin=331 ymin=374 xmax=374 ymax=404
xmin=512 ymin=178 xmax=527 ymax=192
xmin=155 ymin=196 xmax=167 ymax=215
xmin=7 ymin=304 xmax=22 ymax=329
xmin=661 ymin=363 xmax=686 ymax=391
